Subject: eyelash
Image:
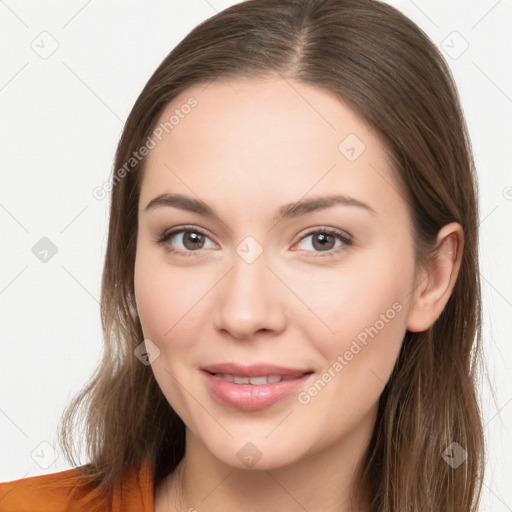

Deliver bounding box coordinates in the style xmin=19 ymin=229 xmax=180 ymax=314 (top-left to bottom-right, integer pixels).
xmin=154 ymin=226 xmax=353 ymax=258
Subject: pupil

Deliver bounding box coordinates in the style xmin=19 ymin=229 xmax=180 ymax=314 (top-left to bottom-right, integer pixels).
xmin=186 ymin=232 xmax=202 ymax=248
xmin=314 ymin=233 xmax=333 ymax=250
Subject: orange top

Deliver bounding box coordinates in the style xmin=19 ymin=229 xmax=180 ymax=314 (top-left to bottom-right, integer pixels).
xmin=0 ymin=459 xmax=155 ymax=512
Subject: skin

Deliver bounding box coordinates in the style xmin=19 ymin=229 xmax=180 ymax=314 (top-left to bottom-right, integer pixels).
xmin=133 ymin=76 xmax=463 ymax=511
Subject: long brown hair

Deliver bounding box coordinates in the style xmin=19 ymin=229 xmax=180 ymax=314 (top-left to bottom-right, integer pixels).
xmin=58 ymin=0 xmax=485 ymax=509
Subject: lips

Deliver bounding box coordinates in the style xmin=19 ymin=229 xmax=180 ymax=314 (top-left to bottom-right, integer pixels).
xmin=200 ymin=363 xmax=314 ymax=410
xmin=201 ymin=362 xmax=312 ymax=378
xmin=210 ymin=374 xmax=299 ymax=385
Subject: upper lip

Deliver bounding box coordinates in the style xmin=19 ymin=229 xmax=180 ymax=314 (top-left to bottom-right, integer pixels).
xmin=201 ymin=363 xmax=313 ymax=378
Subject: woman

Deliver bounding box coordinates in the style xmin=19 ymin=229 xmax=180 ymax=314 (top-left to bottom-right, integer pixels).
xmin=0 ymin=0 xmax=485 ymax=510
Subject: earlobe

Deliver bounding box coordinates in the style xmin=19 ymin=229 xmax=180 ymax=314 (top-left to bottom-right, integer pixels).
xmin=405 ymin=222 xmax=464 ymax=333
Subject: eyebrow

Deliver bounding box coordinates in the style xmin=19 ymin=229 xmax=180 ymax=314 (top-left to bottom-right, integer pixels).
xmin=144 ymin=192 xmax=377 ymax=223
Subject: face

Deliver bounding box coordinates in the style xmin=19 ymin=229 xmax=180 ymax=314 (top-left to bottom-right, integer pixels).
xmin=134 ymin=76 xmax=418 ymax=470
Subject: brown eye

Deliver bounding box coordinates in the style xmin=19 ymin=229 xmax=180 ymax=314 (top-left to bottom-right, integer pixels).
xmin=295 ymin=228 xmax=353 ymax=257
xmin=156 ymin=227 xmax=216 ymax=256
xmin=311 ymin=232 xmax=336 ymax=251
xmin=180 ymin=231 xmax=206 ymax=250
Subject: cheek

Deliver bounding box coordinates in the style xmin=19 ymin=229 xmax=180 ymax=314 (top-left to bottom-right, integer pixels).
xmin=134 ymin=252 xmax=207 ymax=422
xmin=293 ymin=247 xmax=414 ymax=424
xmin=288 ymin=250 xmax=413 ymax=358
xmin=134 ymin=245 xmax=171 ymax=336
xmin=134 ymin=258 xmax=173 ymax=341
xmin=134 ymin=251 xmax=214 ymax=350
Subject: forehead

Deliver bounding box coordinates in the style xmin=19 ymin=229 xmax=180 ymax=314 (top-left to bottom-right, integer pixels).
xmin=150 ymin=76 xmax=374 ymax=165
xmin=140 ymin=77 xmax=408 ymax=224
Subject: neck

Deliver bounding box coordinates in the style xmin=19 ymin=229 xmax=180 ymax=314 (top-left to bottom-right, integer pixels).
xmin=156 ymin=406 xmax=377 ymax=512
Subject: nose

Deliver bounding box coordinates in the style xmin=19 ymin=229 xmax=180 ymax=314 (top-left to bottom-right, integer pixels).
xmin=213 ymin=251 xmax=287 ymax=340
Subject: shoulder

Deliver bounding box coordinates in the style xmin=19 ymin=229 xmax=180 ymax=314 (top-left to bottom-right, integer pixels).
xmin=0 ymin=459 xmax=154 ymax=512
xmin=0 ymin=466 xmax=92 ymax=511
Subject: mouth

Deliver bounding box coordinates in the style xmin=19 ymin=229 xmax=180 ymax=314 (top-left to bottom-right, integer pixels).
xmin=200 ymin=362 xmax=313 ymax=378
xmin=200 ymin=363 xmax=314 ymax=411
xmin=204 ymin=371 xmax=311 ymax=385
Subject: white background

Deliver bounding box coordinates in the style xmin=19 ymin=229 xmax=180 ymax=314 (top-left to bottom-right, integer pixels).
xmin=0 ymin=0 xmax=511 ymax=510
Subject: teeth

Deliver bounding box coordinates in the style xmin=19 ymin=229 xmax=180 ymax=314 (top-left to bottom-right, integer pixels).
xmin=214 ymin=373 xmax=302 ymax=385
xmin=248 ymin=376 xmax=267 ymax=385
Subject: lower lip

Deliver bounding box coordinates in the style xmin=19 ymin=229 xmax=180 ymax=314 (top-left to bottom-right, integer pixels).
xmin=202 ymin=371 xmax=312 ymax=411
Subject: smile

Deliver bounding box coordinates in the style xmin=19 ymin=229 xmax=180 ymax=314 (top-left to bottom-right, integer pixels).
xmin=201 ymin=365 xmax=314 ymax=410
xmin=207 ymin=373 xmax=305 ymax=385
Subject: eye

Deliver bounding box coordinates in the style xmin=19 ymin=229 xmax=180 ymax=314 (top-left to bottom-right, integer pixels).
xmin=155 ymin=226 xmax=353 ymax=258
xmin=294 ymin=228 xmax=353 ymax=257
xmin=155 ymin=227 xmax=217 ymax=257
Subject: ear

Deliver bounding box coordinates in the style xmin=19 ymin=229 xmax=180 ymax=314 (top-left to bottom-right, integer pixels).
xmin=406 ymin=222 xmax=464 ymax=332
